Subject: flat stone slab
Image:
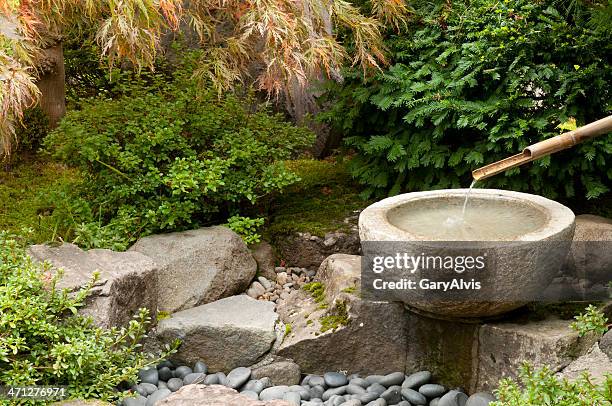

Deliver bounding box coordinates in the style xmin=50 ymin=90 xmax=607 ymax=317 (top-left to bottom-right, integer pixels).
xmin=129 ymin=226 xmax=257 ymax=313
xmin=155 ymin=295 xmax=278 ymax=371
xmin=567 ymin=214 xmax=612 ymax=283
xmin=276 ymin=254 xmax=408 ymax=374
xmin=558 ymin=343 xmax=612 ymax=385
xmin=158 ymin=384 xmax=291 ymax=405
xmin=28 ymin=243 xmax=158 ymax=328
xmin=475 ymin=317 xmax=599 ymax=391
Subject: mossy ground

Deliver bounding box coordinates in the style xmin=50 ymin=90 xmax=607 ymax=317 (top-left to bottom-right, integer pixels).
xmin=0 ymin=157 xmax=80 ymax=243
xmin=264 ymin=157 xmax=369 ymax=238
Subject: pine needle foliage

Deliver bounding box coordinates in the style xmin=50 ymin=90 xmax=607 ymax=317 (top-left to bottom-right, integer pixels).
xmin=321 ymin=0 xmax=611 ymax=200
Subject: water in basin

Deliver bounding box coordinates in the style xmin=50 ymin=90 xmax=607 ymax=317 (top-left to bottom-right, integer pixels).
xmin=387 ymin=196 xmax=548 ymax=240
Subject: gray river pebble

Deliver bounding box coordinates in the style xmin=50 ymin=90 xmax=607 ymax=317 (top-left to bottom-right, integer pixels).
xmin=341 ymin=400 xmax=361 ymax=406
xmin=123 ymin=396 xmax=146 ymax=406
xmin=166 ymin=377 xmax=183 ymax=392
xmin=173 ymin=366 xmax=192 ymax=380
xmin=359 ymin=392 xmax=379 ymax=403
xmin=419 ymin=383 xmax=447 ymax=398
xmin=138 ymin=383 xmax=158 ymax=396
xmin=145 ymin=388 xmax=171 ymax=406
xmin=259 ymin=377 xmax=273 ymax=389
xmin=226 ymin=367 xmax=251 ymax=389
xmin=157 ymin=360 xmax=173 ymax=370
xmin=403 ymin=371 xmax=431 ymax=389
xmin=129 ymin=361 xmax=493 ymax=406
xmin=310 ymin=385 xmax=325 ymax=399
xmin=325 ymin=372 xmax=349 ymax=387
xmin=193 ymin=361 xmax=208 ymax=374
xmin=401 ymin=387 xmax=427 ymax=405
xmin=309 ymin=375 xmax=325 ymax=387
xmin=366 ymin=383 xmax=386 ymax=396
xmin=183 ymin=372 xmax=205 ymax=385
xmin=138 ymin=367 xmax=158 ymax=386
xmin=216 ymin=372 xmax=227 ymax=386
xmin=203 ymin=373 xmax=219 ymax=385
xmin=380 ymin=386 xmax=402 ymax=404
xmin=346 ymin=384 xmax=367 ymax=395
xmin=439 ymin=390 xmax=469 ymax=406
xmin=322 ymin=385 xmax=348 ymax=400
xmin=260 ymin=385 xmax=290 ymax=400
xmin=365 ymin=375 xmax=384 ymax=385
xmin=157 ymin=367 xmax=173 ymax=382
xmin=243 ymin=379 xmax=265 ymax=394
xmin=241 ymin=390 xmax=259 ymax=400
xmin=349 ymin=378 xmax=368 ymax=388
xmin=292 ymin=386 xmax=310 ymax=400
xmin=378 ymin=372 xmax=405 ymax=387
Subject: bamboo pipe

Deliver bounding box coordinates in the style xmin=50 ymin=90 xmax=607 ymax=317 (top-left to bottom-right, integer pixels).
xmin=472 ymin=115 xmax=612 ymax=181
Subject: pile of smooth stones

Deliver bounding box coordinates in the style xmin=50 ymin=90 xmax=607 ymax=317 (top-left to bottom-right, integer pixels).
xmin=125 ymin=360 xmax=496 ymax=406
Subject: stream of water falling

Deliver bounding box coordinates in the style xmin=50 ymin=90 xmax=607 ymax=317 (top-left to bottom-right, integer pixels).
xmin=461 ymin=180 xmax=477 ymax=220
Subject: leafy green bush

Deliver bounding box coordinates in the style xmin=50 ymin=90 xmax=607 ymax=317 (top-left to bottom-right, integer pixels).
xmin=492 ymin=363 xmax=612 ymax=405
xmin=0 ymin=232 xmax=176 ymax=403
xmin=322 ymin=0 xmax=611 ymax=199
xmin=570 ymin=304 xmax=609 ymax=337
xmin=227 ymin=215 xmax=265 ymax=245
xmin=44 ymin=59 xmax=314 ymax=250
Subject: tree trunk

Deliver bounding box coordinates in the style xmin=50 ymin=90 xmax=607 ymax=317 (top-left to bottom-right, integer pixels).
xmin=285 ymin=78 xmax=341 ymax=158
xmin=285 ymin=0 xmax=342 ymax=158
xmin=37 ymin=42 xmax=66 ymax=128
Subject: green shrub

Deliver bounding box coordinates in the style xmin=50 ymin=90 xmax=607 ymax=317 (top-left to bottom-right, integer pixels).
xmin=0 ymin=232 xmax=177 ymax=403
xmin=44 ymin=58 xmax=314 ymax=250
xmin=570 ymin=304 xmax=609 ymax=337
xmin=492 ymin=363 xmax=612 ymax=405
xmin=322 ymin=0 xmax=611 ymax=199
xmin=227 ymin=215 xmax=265 ymax=245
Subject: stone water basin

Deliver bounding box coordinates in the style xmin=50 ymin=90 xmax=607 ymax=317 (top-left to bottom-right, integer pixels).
xmin=359 ymin=189 xmax=576 ymax=318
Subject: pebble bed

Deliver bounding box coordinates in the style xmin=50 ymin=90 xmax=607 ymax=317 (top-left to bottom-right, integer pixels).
xmin=125 ymin=361 xmax=496 ymax=406
xmin=246 ymin=267 xmax=316 ymax=304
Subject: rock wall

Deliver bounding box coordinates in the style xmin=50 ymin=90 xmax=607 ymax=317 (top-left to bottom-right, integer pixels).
xmin=29 ymin=216 xmax=611 ymax=398
xmin=277 ymin=253 xmax=606 ymax=393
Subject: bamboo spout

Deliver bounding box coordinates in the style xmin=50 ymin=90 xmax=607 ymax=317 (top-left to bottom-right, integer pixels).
xmin=472 ymin=115 xmax=612 ymax=181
